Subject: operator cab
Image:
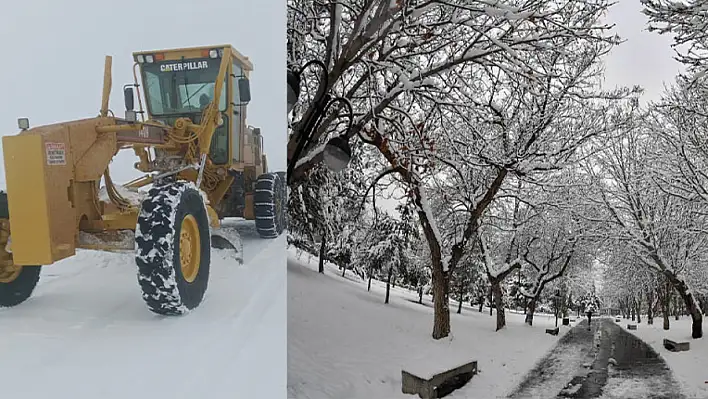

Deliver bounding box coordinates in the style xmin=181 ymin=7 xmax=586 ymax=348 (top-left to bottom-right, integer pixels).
xmin=129 ymin=45 xmax=252 ymax=166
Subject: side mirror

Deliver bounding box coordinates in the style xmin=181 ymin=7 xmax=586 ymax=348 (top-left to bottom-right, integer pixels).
xmin=238 ymin=78 xmax=251 ymax=103
xmin=124 ymin=86 xmax=135 ymax=111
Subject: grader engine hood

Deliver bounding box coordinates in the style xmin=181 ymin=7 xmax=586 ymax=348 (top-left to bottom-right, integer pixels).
xmin=3 ymin=128 xmax=76 ymax=265
xmin=1 ymin=117 xmax=145 ymax=265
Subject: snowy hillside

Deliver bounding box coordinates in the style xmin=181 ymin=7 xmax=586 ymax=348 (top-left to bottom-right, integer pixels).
xmin=287 ymin=249 xmax=574 ymax=399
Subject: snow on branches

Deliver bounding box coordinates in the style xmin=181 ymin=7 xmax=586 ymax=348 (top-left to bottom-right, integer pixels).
xmin=287 ymin=0 xmax=622 ymax=182
xmin=588 ymin=105 xmax=708 ymax=338
xmin=642 ymin=0 xmax=708 ymax=74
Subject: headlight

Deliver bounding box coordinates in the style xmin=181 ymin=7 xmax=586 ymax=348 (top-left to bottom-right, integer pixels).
xmin=209 ymin=49 xmax=218 ymax=58
xmin=136 ymin=55 xmax=145 ymax=63
xmin=145 ymin=55 xmax=154 ymax=63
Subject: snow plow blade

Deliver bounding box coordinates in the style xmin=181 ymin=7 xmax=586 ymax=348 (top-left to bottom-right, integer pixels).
xmin=77 ymin=227 xmax=243 ymax=264
xmin=211 ymin=226 xmax=243 ymax=264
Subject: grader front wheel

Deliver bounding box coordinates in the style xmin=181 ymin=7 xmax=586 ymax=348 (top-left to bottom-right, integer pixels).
xmin=0 ymin=192 xmax=41 ymax=307
xmin=135 ymin=182 xmax=211 ymax=315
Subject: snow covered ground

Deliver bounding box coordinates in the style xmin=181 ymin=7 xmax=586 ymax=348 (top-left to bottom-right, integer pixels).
xmin=0 ymin=219 xmax=286 ymax=399
xmin=288 ymin=248 xmax=576 ymax=399
xmin=615 ymin=316 xmax=708 ymax=399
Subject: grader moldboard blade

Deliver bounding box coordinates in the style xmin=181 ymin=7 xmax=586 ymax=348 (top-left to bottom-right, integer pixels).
xmin=210 ymin=225 xmax=244 ymax=265
xmin=78 ymin=227 xmax=244 ymax=264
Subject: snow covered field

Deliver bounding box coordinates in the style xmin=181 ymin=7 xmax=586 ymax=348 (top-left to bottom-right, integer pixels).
xmin=287 ymin=248 xmax=575 ymax=399
xmin=616 ymin=317 xmax=708 ymax=399
xmin=0 ymin=219 xmax=286 ymax=399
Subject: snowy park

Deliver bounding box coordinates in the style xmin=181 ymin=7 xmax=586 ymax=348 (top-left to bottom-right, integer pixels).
xmin=286 ymin=0 xmax=708 ymax=398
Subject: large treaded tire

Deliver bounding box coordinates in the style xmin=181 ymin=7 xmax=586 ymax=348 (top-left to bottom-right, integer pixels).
xmin=0 ymin=191 xmax=41 ymax=307
xmin=254 ymin=173 xmax=286 ymax=239
xmin=135 ymin=182 xmax=211 ymax=315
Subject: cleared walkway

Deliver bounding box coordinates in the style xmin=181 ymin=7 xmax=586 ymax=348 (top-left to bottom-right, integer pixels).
xmin=507 ymin=318 xmax=684 ymax=399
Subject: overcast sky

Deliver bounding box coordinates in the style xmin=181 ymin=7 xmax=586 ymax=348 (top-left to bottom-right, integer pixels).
xmin=600 ymin=0 xmax=684 ymax=102
xmin=0 ymin=0 xmax=285 ymax=185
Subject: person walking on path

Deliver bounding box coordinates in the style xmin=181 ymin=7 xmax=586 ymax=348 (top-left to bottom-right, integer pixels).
xmin=585 ymin=301 xmax=596 ymax=330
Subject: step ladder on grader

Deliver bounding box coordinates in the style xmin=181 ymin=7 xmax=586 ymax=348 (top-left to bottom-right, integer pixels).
xmin=0 ymin=45 xmax=287 ymax=315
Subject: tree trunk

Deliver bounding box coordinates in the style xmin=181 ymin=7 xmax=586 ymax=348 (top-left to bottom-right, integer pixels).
xmin=318 ymin=238 xmax=326 ymax=274
xmin=478 ymin=298 xmax=484 ymax=312
xmin=457 ymin=280 xmax=464 ymax=314
xmin=488 ymin=285 xmax=493 ymax=316
xmin=659 ymin=280 xmax=671 ymax=330
xmin=636 ymin=298 xmax=642 ymax=324
xmin=661 ymin=271 xmax=703 ymax=338
xmin=385 ymin=266 xmax=393 ymax=304
xmin=367 ymin=269 xmax=373 ymax=292
xmin=431 ymin=266 xmax=451 ymax=339
xmin=418 ymin=286 xmax=423 ymax=304
xmin=699 ymin=295 xmax=708 ymax=315
xmin=646 ymin=288 xmax=654 ymax=325
xmin=341 ymin=264 xmax=347 ymax=277
xmin=491 ymin=280 xmax=506 ymax=331
xmin=525 ymin=298 xmax=537 ymax=326
xmin=631 ymin=304 xmax=635 ymax=321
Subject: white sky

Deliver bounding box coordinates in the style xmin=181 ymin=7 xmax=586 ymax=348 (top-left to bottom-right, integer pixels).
xmin=0 ymin=0 xmax=285 ymax=185
xmin=600 ymin=0 xmax=684 ymax=103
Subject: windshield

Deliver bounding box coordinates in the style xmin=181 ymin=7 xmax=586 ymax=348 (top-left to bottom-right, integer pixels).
xmin=141 ymin=58 xmax=227 ymax=116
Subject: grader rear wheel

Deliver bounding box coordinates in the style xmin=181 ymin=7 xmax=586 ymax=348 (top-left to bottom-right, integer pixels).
xmin=254 ymin=173 xmax=286 ymax=238
xmin=0 ymin=191 xmax=41 ymax=307
xmin=135 ymin=182 xmax=211 ymax=315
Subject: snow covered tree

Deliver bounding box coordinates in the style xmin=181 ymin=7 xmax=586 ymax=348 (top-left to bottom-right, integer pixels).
xmin=287 ymin=0 xmax=623 ymax=179
xmin=589 ymin=110 xmax=707 ymax=338
xmin=288 ymin=0 xmax=637 ymax=339
xmin=451 ymin=252 xmax=485 ymax=314
xmin=477 ymin=214 xmax=523 ymax=331
xmin=642 ymin=0 xmax=708 ymax=73
xmin=288 ymin=140 xmax=371 ymax=273
xmin=518 ymin=216 xmax=583 ymax=326
xmin=356 ymin=207 xmax=419 ymax=303
xmin=403 ymin=235 xmax=432 ymax=304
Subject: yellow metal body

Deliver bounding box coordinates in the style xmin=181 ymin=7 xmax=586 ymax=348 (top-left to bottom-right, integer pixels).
xmin=1 ymin=44 xmax=269 ymax=266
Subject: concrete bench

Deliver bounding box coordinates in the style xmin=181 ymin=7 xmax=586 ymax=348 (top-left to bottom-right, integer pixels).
xmin=615 ymin=318 xmax=621 ymax=322
xmin=402 ymin=360 xmax=478 ymax=398
xmin=627 ymin=324 xmax=637 ymax=330
xmin=663 ymin=339 xmax=689 ymax=352
xmin=546 ymin=327 xmax=559 ymax=336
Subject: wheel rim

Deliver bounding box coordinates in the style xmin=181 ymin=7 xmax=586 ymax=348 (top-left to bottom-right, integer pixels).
xmin=179 ymin=214 xmax=201 ymax=283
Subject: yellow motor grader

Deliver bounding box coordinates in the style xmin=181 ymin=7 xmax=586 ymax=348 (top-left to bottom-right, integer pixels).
xmin=0 ymin=45 xmax=286 ymax=315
